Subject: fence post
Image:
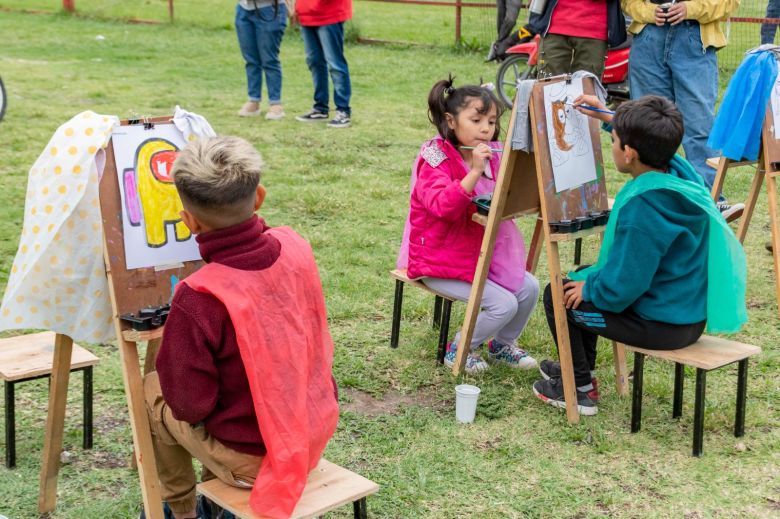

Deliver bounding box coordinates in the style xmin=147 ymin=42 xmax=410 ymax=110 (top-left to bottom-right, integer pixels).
xmin=169 ymin=0 xmax=174 ymax=22
xmin=455 ymin=0 xmax=462 ymax=44
xmin=63 ymin=0 xmax=75 ymax=12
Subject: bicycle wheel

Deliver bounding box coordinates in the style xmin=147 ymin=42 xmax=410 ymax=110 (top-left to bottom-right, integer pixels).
xmin=496 ymin=54 xmax=535 ymax=109
xmin=0 ymin=77 xmax=6 ymax=122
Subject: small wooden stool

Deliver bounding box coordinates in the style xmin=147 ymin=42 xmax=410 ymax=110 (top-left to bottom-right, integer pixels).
xmin=389 ymin=269 xmax=455 ymax=364
xmin=197 ymin=459 xmax=379 ymax=519
xmin=0 ymin=331 xmax=99 ymax=468
xmin=618 ymin=335 xmax=761 ymax=456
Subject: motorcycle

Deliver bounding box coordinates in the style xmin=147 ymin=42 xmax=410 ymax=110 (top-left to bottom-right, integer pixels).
xmin=495 ymin=34 xmax=632 ymax=109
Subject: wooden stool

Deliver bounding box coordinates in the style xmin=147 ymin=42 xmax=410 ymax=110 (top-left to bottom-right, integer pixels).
xmin=617 ymin=335 xmax=761 ymax=456
xmin=389 ymin=269 xmax=455 ymax=364
xmin=0 ymin=331 xmax=99 ymax=468
xmin=197 ymin=459 xmax=379 ymax=519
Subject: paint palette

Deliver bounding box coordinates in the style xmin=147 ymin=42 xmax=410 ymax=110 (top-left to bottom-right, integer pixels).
xmin=120 ymin=304 xmax=171 ymax=331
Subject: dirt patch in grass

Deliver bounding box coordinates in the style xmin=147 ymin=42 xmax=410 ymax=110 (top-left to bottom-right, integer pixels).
xmin=341 ymin=387 xmax=446 ymax=416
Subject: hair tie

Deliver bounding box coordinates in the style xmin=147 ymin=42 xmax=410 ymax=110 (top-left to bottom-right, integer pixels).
xmin=444 ymin=86 xmax=455 ymax=96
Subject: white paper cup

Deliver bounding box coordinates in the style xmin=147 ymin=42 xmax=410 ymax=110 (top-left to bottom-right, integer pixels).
xmin=455 ymin=384 xmax=481 ymax=424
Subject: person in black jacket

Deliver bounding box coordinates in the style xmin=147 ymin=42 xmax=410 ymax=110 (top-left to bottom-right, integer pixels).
xmin=528 ymin=0 xmax=626 ymax=77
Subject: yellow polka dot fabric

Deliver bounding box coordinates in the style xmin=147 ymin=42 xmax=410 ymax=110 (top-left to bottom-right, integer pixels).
xmin=0 ymin=111 xmax=120 ymax=343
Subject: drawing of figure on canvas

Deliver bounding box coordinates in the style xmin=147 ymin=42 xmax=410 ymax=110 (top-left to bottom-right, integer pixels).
xmin=112 ymin=124 xmax=201 ymax=269
xmin=543 ymin=78 xmax=597 ymax=192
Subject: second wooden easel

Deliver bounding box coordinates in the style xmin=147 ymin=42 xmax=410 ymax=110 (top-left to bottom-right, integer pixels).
xmin=452 ymin=76 xmax=629 ymax=423
xmin=709 ymin=106 xmax=780 ymax=317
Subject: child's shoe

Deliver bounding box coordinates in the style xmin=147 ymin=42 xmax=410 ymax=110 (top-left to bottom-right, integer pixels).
xmin=443 ymin=341 xmax=488 ymax=375
xmin=265 ymin=104 xmax=285 ymax=120
xmin=532 ymin=377 xmax=598 ymax=416
xmin=487 ymin=340 xmax=537 ymax=369
xmin=538 ymin=359 xmax=600 ymax=402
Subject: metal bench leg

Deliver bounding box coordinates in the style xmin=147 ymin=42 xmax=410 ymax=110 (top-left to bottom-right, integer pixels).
xmin=353 ymin=497 xmax=367 ymax=519
xmin=433 ymin=296 xmax=443 ymax=329
xmin=390 ymin=280 xmax=404 ymax=349
xmin=673 ymin=363 xmax=684 ymax=419
xmin=573 ymin=238 xmax=582 ymax=266
xmin=693 ymin=368 xmax=707 ymax=457
xmin=735 ymin=359 xmax=748 ymax=438
xmin=631 ymin=352 xmax=645 ymax=433
xmin=83 ymin=367 xmax=93 ymax=450
xmin=5 ymin=381 xmax=15 ymax=468
xmin=437 ymin=299 xmax=453 ymax=365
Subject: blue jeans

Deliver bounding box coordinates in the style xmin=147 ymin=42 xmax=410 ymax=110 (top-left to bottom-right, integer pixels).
xmin=301 ymin=22 xmax=352 ymax=115
xmin=762 ymin=0 xmax=780 ymax=45
xmin=235 ymin=3 xmax=287 ymax=104
xmin=629 ymin=22 xmax=718 ymax=189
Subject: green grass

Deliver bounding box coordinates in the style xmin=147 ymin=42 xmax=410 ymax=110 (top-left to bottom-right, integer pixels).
xmin=0 ymin=4 xmax=778 ymax=519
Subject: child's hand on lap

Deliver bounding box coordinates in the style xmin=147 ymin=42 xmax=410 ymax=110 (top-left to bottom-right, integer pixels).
xmin=563 ymin=280 xmax=585 ymax=309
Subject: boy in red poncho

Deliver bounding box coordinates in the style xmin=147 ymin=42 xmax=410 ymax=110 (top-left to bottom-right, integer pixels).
xmin=142 ymin=136 xmax=339 ymax=519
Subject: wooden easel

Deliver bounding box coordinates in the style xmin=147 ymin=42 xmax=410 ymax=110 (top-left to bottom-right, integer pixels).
xmin=38 ymin=116 xmax=202 ymax=519
xmin=452 ymin=76 xmax=628 ymax=424
xmin=709 ymin=107 xmax=780 ymax=317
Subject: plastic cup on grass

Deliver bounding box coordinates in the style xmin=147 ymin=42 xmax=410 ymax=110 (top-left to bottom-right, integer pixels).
xmin=455 ymin=384 xmax=481 ymax=423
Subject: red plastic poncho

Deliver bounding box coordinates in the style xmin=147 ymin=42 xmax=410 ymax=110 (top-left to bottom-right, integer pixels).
xmin=183 ymin=226 xmax=339 ymax=518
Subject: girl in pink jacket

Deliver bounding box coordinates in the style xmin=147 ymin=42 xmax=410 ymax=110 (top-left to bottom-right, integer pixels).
xmin=400 ymin=78 xmax=539 ymax=374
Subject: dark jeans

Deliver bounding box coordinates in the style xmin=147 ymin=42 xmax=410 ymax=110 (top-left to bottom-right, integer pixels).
xmin=762 ymin=0 xmax=780 ymax=45
xmin=538 ymin=33 xmax=608 ymax=78
xmin=542 ymin=283 xmax=705 ymax=387
xmin=300 ymin=22 xmax=352 ymax=115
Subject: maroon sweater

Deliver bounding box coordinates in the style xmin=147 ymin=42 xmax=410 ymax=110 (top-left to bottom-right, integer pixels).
xmin=156 ymin=216 xmax=280 ymax=456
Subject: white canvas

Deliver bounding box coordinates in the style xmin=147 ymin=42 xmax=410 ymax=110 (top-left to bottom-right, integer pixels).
xmin=111 ymin=124 xmax=201 ymax=269
xmin=543 ymin=78 xmax=597 ymax=192
xmin=772 ymin=73 xmax=780 ymax=139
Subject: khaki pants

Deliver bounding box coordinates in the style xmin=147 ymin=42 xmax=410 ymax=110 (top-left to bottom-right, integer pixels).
xmin=144 ymin=372 xmax=264 ymax=514
xmin=538 ymin=33 xmax=608 ymax=78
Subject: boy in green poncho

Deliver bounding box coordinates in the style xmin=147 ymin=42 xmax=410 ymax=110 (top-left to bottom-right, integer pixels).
xmin=533 ymin=95 xmax=747 ymax=416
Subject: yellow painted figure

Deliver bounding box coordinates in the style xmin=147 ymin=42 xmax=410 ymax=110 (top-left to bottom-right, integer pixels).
xmin=124 ymin=138 xmax=191 ymax=247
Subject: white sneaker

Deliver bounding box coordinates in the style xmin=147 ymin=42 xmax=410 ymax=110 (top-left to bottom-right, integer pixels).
xmin=265 ymin=105 xmax=285 ymax=120
xmin=238 ymin=101 xmax=261 ymax=117
xmin=717 ymin=201 xmax=744 ymax=223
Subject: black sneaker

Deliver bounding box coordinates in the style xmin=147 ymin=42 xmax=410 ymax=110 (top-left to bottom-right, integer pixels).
xmin=532 ymin=377 xmax=598 ymax=416
xmin=716 ymin=201 xmax=744 ymax=223
xmin=327 ymin=110 xmax=351 ymax=128
xmin=538 ymin=359 xmax=600 ymax=402
xmin=295 ymin=109 xmax=329 ymax=122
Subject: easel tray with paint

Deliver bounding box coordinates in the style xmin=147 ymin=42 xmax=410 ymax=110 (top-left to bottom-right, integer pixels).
xmin=120 ymin=304 xmax=171 ymax=331
xmin=549 ymin=210 xmax=609 ymax=233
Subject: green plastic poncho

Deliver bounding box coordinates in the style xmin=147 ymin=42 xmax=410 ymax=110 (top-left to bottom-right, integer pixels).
xmin=569 ymin=155 xmax=748 ymax=334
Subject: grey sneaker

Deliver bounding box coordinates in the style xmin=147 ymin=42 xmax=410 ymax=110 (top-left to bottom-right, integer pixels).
xmin=717 ymin=201 xmax=744 ymax=223
xmin=327 ymin=110 xmax=351 ymax=128
xmin=295 ymin=109 xmax=328 ymax=122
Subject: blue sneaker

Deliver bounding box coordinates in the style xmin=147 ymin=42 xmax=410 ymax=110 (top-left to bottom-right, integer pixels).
xmin=487 ymin=340 xmax=537 ymax=369
xmin=443 ymin=341 xmax=488 ymax=374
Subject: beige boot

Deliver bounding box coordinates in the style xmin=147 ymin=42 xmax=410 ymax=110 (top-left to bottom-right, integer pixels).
xmin=265 ymin=104 xmax=285 ymax=120
xmin=238 ymin=101 xmax=261 ymax=117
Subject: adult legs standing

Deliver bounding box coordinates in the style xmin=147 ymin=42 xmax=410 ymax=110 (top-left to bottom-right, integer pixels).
xmin=300 ymin=24 xmax=331 ymax=115
xmin=761 ymin=0 xmax=780 ymax=45
xmin=299 ymin=22 xmax=352 ymax=119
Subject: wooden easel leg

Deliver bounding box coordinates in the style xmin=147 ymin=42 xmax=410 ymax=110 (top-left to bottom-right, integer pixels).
xmin=119 ymin=339 xmax=164 ymax=519
xmin=132 ymin=338 xmax=163 ymax=471
xmin=710 ymin=158 xmax=730 ymax=201
xmin=526 ymin=217 xmax=544 ymax=274
xmin=766 ymin=172 xmax=780 ymax=317
xmin=612 ymin=341 xmax=629 ymax=397
xmin=38 ymin=333 xmax=73 ymax=514
xmin=546 ymin=239 xmax=580 ymax=424
xmin=736 ymin=158 xmax=765 ymax=244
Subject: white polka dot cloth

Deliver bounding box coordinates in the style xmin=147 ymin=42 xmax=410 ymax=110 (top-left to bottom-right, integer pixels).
xmin=0 ymin=111 xmax=120 ymax=343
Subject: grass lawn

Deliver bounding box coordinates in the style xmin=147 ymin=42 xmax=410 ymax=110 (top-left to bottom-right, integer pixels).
xmin=0 ymin=4 xmax=779 ymax=519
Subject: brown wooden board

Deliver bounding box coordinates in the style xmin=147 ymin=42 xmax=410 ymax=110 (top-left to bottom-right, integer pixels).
xmin=99 ymin=117 xmax=202 ymax=319
xmin=530 ymin=76 xmax=609 ymax=222
xmin=763 ymin=106 xmax=780 ymax=166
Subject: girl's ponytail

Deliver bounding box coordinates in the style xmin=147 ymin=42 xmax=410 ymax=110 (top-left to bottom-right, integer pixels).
xmin=427 ymin=75 xmax=456 ymax=142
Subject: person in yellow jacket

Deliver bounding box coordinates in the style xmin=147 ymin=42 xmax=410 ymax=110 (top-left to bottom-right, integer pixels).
xmin=622 ymin=0 xmax=743 ymax=220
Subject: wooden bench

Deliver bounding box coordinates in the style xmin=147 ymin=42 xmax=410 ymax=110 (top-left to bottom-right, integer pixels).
xmin=616 ymin=335 xmax=761 ymax=456
xmin=0 ymin=331 xmax=99 ymax=468
xmin=197 ymin=459 xmax=379 ymax=519
xmin=389 ymin=268 xmax=456 ymax=364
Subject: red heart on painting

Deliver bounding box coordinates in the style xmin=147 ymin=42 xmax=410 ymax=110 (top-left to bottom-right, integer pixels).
xmin=150 ymin=150 xmax=179 ymax=183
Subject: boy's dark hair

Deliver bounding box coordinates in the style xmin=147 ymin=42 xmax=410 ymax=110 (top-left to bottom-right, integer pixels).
xmin=613 ymin=96 xmax=684 ymax=170
xmin=428 ymin=75 xmax=505 ymax=146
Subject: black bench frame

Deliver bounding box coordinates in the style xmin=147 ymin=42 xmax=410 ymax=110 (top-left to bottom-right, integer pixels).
xmin=390 ymin=279 xmax=453 ymax=364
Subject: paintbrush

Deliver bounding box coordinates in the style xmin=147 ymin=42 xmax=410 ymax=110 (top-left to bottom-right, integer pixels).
xmin=564 ymin=102 xmax=615 ymax=115
xmin=459 ymin=145 xmax=503 ymax=152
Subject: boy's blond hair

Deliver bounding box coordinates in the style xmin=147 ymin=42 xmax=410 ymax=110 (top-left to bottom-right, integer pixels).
xmin=171 ymin=136 xmax=263 ymax=227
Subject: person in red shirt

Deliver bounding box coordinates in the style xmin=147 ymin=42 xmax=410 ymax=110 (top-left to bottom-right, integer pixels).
xmin=529 ymin=0 xmax=626 ymax=77
xmin=142 ymin=136 xmax=339 ymax=519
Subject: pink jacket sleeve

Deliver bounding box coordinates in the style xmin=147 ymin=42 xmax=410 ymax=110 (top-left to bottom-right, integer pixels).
xmin=413 ymin=161 xmax=474 ymax=222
